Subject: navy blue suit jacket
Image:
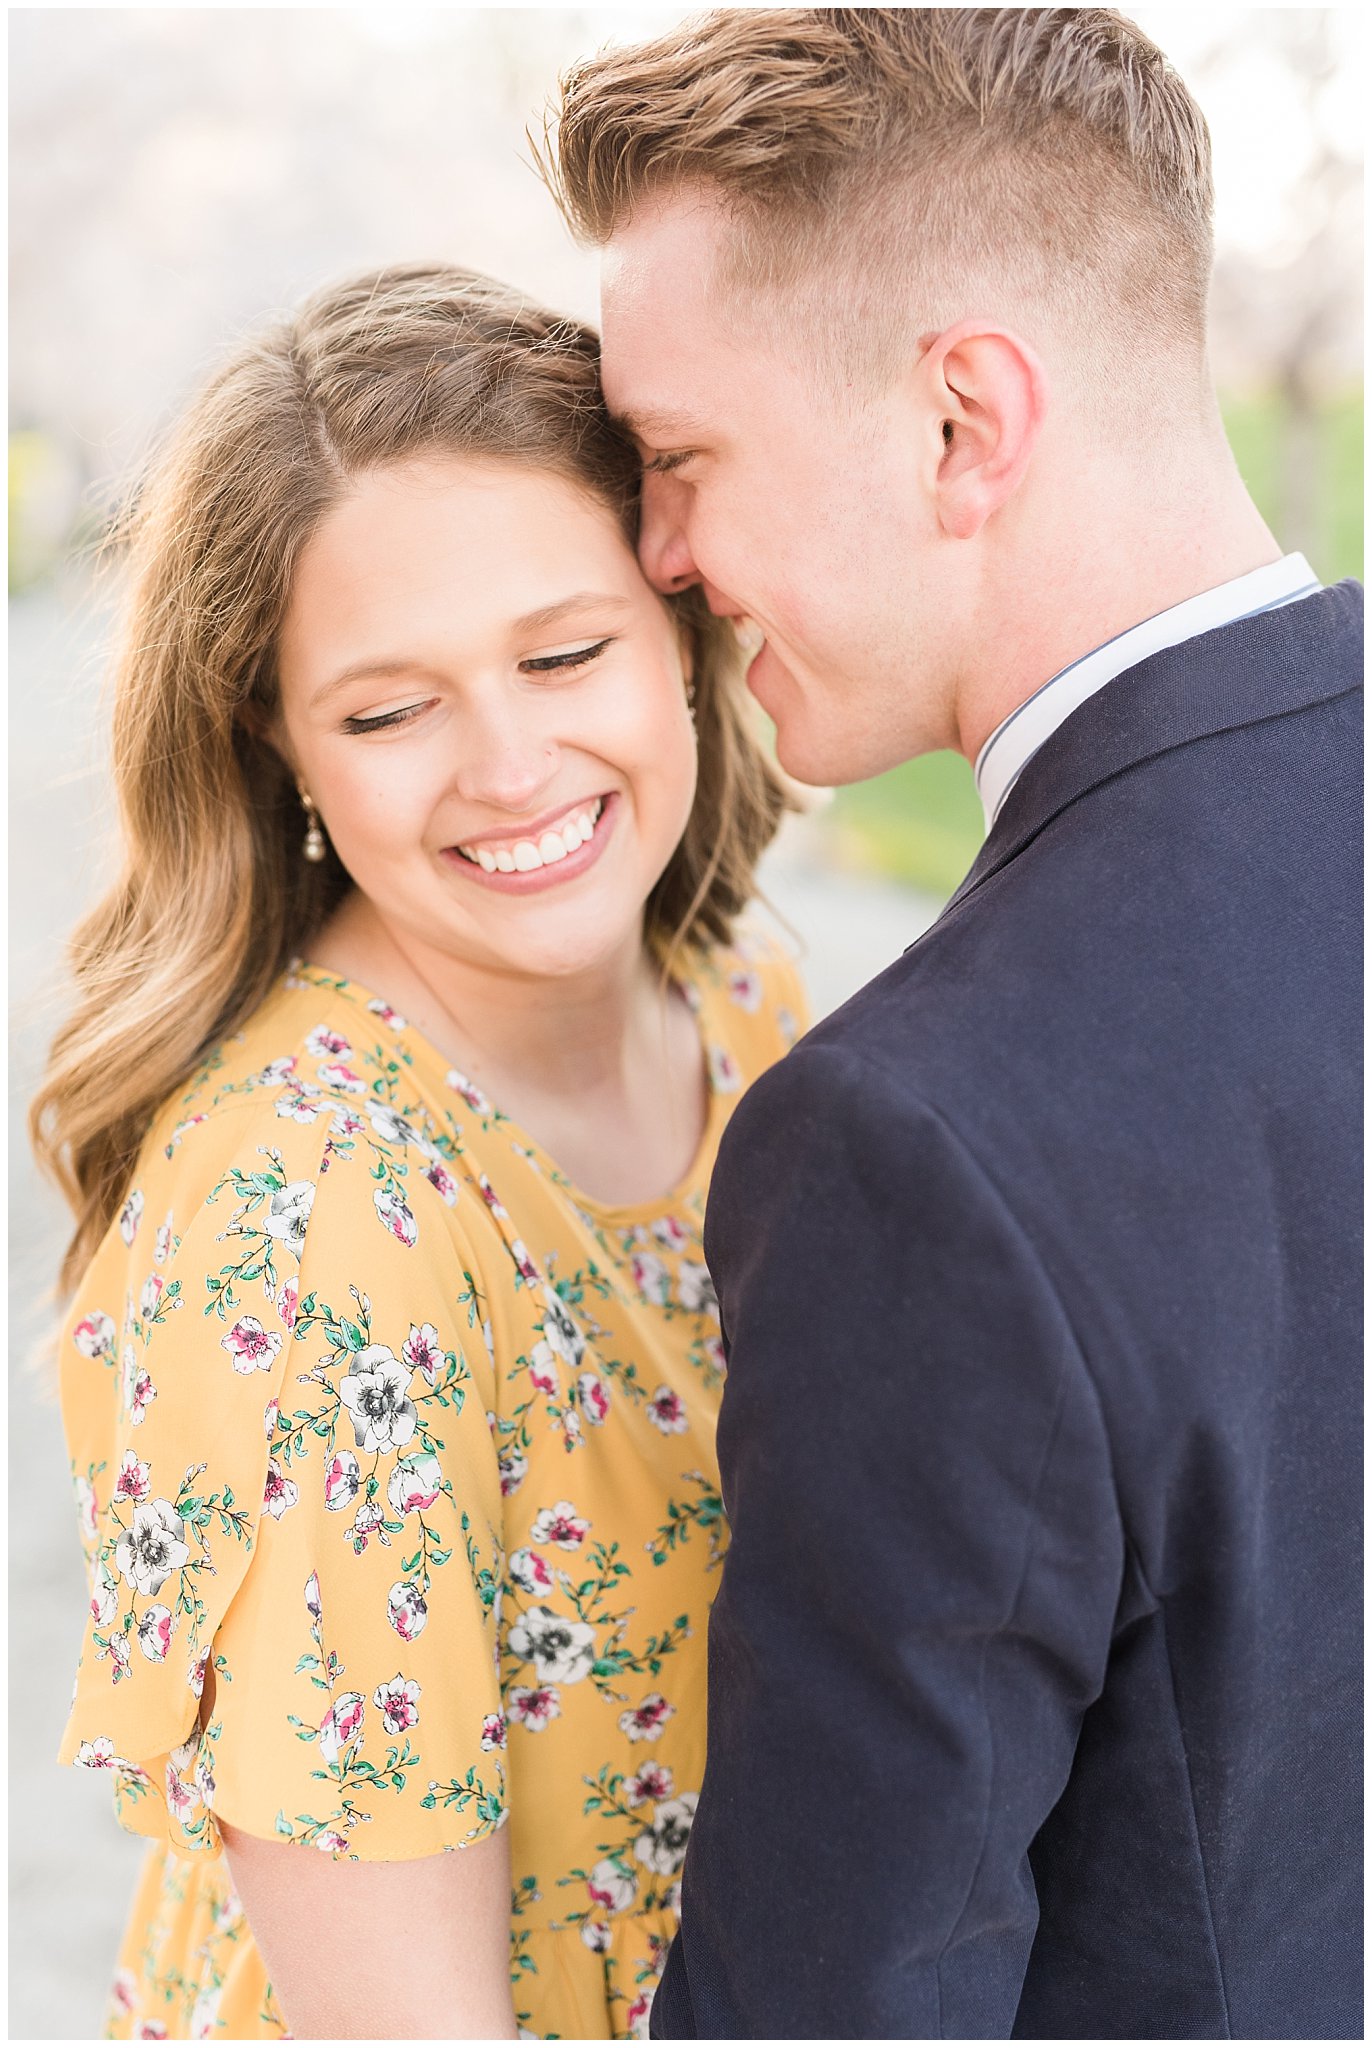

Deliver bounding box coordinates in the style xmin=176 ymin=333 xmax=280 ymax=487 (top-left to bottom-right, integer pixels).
xmin=652 ymin=586 xmax=1363 ymax=2039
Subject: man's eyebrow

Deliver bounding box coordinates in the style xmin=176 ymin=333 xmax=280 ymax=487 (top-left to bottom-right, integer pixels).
xmin=613 ymin=406 xmax=709 ymax=444
xmin=309 ymin=595 xmax=633 ymax=706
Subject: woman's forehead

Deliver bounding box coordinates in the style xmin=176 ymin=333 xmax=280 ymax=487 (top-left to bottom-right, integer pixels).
xmin=278 ymin=465 xmax=648 ymax=684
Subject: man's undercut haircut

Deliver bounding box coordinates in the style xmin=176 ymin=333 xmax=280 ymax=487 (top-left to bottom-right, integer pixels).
xmin=544 ymin=7 xmax=1216 ymax=392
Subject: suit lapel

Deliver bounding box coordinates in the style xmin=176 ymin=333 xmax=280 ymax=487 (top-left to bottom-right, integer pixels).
xmin=933 ymin=581 xmax=1362 ymax=927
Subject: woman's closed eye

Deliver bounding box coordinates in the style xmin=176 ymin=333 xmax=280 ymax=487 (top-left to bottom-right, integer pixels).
xmin=340 ymin=701 xmax=434 ymax=735
xmin=339 ymin=640 xmax=616 ymax=732
xmin=520 ymin=636 xmax=615 ymax=675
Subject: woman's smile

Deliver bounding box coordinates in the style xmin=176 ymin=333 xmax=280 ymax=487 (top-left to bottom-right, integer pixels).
xmin=440 ymin=790 xmax=619 ymax=892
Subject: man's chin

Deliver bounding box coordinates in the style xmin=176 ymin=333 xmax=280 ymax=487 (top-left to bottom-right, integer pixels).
xmin=752 ymin=643 xmax=929 ymax=787
xmin=774 ymin=731 xmax=865 ymax=790
xmin=772 ymin=705 xmax=931 ymax=791
xmin=747 ymin=642 xmax=822 ymax=771
xmin=746 ymin=649 xmax=812 ymax=779
xmin=770 ymin=713 xmax=857 ymax=792
xmin=743 ymin=637 xmax=786 ymax=719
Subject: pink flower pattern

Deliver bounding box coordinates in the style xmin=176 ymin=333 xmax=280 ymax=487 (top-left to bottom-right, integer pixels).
xmin=219 ymin=1316 xmax=282 ymax=1374
xmin=618 ymin=1693 xmax=676 ymax=1743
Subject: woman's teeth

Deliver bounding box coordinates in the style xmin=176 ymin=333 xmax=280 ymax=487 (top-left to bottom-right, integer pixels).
xmin=457 ymin=797 xmax=604 ymax=874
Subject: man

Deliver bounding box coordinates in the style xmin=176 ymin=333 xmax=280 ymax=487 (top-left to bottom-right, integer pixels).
xmin=547 ymin=10 xmax=1361 ymax=2037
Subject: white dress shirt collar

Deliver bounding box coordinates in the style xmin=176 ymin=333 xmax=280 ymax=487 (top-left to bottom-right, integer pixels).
xmin=974 ymin=553 xmax=1322 ymax=831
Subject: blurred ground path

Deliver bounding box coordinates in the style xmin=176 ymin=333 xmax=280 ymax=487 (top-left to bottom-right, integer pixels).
xmin=8 ymin=579 xmax=942 ymax=2039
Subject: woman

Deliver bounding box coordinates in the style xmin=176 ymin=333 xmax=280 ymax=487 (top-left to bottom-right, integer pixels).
xmin=32 ymin=264 xmax=805 ymax=2040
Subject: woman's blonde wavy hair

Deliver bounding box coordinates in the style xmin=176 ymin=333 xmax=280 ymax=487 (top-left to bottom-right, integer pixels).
xmin=31 ymin=262 xmax=792 ymax=1293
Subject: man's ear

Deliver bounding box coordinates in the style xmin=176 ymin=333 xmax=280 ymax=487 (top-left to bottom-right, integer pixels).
xmin=917 ymin=320 xmax=1048 ymax=541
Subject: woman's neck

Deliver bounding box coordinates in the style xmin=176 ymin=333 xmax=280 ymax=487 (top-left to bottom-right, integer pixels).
xmin=307 ymin=893 xmax=708 ymax=1205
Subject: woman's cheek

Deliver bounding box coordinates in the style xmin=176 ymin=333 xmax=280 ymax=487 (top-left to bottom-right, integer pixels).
xmin=604 ymin=658 xmax=692 ymax=759
xmin=619 ymin=722 xmax=692 ymax=829
xmin=319 ymin=760 xmax=420 ymax=874
xmin=633 ymin=701 xmax=698 ymax=857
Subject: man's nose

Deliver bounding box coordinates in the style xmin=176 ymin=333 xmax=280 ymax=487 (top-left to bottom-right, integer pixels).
xmin=638 ymin=471 xmax=700 ymax=595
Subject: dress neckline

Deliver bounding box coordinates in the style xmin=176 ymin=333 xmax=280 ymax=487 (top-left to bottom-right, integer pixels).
xmin=286 ymin=954 xmax=727 ymax=1226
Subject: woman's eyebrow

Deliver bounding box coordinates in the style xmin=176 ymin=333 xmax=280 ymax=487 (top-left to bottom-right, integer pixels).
xmin=511 ymin=592 xmax=634 ymax=635
xmin=310 ymin=657 xmax=433 ymax=708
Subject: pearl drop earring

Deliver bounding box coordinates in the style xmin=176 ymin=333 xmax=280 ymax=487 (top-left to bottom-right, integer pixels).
xmin=298 ymin=784 xmax=327 ymax=864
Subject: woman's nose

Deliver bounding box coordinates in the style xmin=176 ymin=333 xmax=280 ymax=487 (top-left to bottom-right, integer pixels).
xmin=638 ymin=471 xmax=701 ymax=595
xmin=452 ymin=704 xmax=560 ymax=816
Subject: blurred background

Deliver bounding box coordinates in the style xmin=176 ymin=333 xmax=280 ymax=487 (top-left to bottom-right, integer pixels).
xmin=8 ymin=7 xmax=1363 ymax=2037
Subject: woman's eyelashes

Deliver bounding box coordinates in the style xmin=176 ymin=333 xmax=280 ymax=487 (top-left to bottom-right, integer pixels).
xmin=339 ymin=640 xmax=617 ymax=733
xmin=519 ymin=636 xmax=615 ymax=674
xmin=340 ymin=701 xmax=432 ymax=735
xmin=643 ymin=450 xmax=693 ymax=477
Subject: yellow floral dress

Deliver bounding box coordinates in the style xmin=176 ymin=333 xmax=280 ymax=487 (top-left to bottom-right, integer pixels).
xmin=59 ymin=936 xmax=805 ymax=2041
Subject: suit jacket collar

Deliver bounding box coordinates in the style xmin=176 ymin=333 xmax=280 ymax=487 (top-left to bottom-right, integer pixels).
xmin=938 ymin=580 xmax=1363 ymax=923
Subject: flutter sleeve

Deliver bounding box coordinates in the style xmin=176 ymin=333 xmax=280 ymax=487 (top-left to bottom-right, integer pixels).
xmin=59 ymin=1093 xmax=508 ymax=1862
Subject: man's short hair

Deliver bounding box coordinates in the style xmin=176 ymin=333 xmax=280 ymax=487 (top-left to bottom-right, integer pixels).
xmin=543 ymin=7 xmax=1215 ymax=392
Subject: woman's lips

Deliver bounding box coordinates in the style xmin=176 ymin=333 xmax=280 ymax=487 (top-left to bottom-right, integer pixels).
xmin=458 ymin=794 xmax=603 ymax=870
xmin=438 ymin=790 xmax=620 ymax=894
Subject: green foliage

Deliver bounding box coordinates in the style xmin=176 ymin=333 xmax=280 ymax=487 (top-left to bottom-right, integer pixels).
xmin=1224 ymin=388 xmax=1364 ymax=585
xmin=824 ymin=388 xmax=1364 ymax=898
xmin=826 ymin=751 xmax=986 ymax=902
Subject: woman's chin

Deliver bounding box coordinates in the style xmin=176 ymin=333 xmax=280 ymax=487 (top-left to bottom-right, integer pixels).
xmin=467 ymin=898 xmax=647 ymax=984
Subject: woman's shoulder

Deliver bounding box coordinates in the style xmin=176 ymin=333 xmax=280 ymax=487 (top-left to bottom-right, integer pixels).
xmin=130 ymin=966 xmax=464 ymax=1190
xmin=76 ymin=968 xmax=489 ymax=1326
xmin=143 ymin=963 xmax=417 ymax=1151
xmin=64 ymin=962 xmax=507 ymax=1489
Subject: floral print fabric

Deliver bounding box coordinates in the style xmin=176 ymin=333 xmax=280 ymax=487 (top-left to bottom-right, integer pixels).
xmin=60 ymin=937 xmax=805 ymax=2040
